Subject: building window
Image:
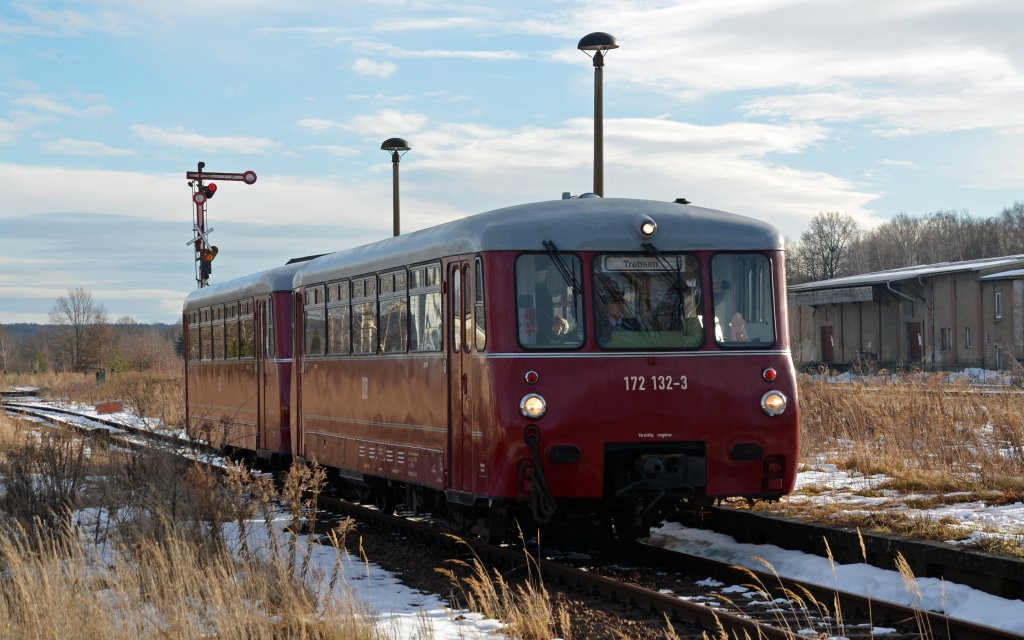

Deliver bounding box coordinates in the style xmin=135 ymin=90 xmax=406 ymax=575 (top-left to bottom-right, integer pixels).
xmin=964 ymin=326 xmax=972 ymax=349
xmin=996 ymin=345 xmax=1004 ymax=370
xmin=995 ymin=291 xmax=1003 ymax=320
xmin=940 ymin=327 xmax=951 ymax=351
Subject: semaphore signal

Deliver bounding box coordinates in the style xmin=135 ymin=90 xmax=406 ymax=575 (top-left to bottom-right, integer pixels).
xmin=185 ymin=161 xmax=257 ymax=288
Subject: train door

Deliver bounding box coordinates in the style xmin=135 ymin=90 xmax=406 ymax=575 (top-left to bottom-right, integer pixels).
xmin=448 ymin=261 xmax=473 ymax=492
xmin=256 ymin=297 xmax=269 ymax=455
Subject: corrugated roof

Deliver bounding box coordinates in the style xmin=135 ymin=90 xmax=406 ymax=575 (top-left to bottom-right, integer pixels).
xmin=788 ymin=255 xmax=1024 ymax=292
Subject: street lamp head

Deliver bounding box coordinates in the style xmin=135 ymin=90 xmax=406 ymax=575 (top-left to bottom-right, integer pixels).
xmin=381 ymin=137 xmax=411 ymax=152
xmin=577 ymin=32 xmax=618 ymax=52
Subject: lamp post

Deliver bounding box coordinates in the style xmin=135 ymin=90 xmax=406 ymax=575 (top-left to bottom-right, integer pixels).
xmin=381 ymin=138 xmax=411 ymax=236
xmin=577 ymin=32 xmax=618 ymax=197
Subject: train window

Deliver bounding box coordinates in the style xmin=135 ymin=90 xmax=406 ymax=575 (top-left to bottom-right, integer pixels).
xmin=515 ymin=253 xmax=584 ymax=349
xmin=266 ymin=299 xmax=276 ymax=358
xmin=474 ymin=257 xmax=487 ymax=351
xmin=593 ymin=254 xmax=704 ymax=350
xmin=352 ymin=276 xmax=377 ymax=355
xmin=426 ymin=264 xmax=440 ymax=286
xmin=201 ymin=308 xmax=213 ymax=360
xmin=327 ymin=280 xmax=350 ymax=355
xmin=239 ymin=299 xmax=255 ymax=358
xmin=380 ymin=269 xmax=407 ymax=353
xmin=711 ymin=254 xmax=775 ymax=347
xmin=212 ymin=305 xmax=225 ymax=360
xmin=304 ymin=285 xmax=326 ymax=356
xmin=188 ymin=311 xmax=200 ymax=361
xmin=225 ymin=302 xmax=240 ymax=358
xmin=410 ymin=262 xmax=442 ymax=352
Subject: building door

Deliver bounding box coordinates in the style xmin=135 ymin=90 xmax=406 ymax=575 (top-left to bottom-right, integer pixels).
xmin=820 ymin=326 xmax=834 ymax=362
xmin=448 ymin=261 xmax=473 ymax=492
xmin=907 ymin=322 xmax=923 ymax=362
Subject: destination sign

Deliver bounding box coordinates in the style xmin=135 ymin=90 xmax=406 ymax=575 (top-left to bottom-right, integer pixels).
xmin=603 ymin=255 xmax=683 ymax=272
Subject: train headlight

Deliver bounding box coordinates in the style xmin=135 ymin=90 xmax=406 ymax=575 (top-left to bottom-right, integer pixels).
xmin=637 ymin=215 xmax=657 ymax=238
xmin=520 ymin=393 xmax=547 ymax=419
xmin=760 ymin=391 xmax=787 ymax=416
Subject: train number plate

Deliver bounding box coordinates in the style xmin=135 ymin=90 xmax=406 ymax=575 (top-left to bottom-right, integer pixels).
xmin=624 ymin=375 xmax=688 ymax=391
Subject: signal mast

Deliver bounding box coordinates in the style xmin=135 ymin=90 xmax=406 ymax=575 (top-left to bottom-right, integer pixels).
xmin=186 ymin=161 xmax=257 ymax=288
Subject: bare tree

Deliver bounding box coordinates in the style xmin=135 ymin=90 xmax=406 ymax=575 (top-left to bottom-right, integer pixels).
xmin=49 ymin=287 xmax=109 ymax=372
xmin=797 ymin=212 xmax=860 ymax=282
xmin=0 ymin=325 xmax=15 ymax=372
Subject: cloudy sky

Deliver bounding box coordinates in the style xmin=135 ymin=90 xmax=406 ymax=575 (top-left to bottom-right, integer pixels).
xmin=2 ymin=0 xmax=1023 ymax=323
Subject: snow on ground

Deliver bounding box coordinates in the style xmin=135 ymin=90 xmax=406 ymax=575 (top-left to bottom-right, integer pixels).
xmin=222 ymin=516 xmax=507 ymax=639
xmin=648 ymin=522 xmax=1024 ymax=634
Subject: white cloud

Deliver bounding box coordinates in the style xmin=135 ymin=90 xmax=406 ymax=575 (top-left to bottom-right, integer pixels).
xmin=341 ymin=109 xmax=428 ymax=138
xmin=370 ymin=16 xmax=484 ymax=32
xmin=307 ymin=144 xmax=360 ymax=158
xmin=534 ymin=0 xmax=1024 ymax=136
xmin=42 ymin=137 xmax=136 ymax=156
xmin=14 ymin=93 xmax=111 ymax=117
xmin=352 ymin=58 xmax=397 ymax=78
xmin=296 ymin=118 xmax=344 ymax=133
xmin=132 ymin=125 xmax=277 ymax=154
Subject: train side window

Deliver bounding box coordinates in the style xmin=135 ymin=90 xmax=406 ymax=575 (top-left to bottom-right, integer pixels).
xmin=327 ymin=280 xmax=351 ymax=355
xmin=352 ymin=275 xmax=378 ymax=355
xmin=225 ymin=302 xmax=240 ymax=358
xmin=239 ymin=299 xmax=255 ymax=358
xmin=711 ymin=253 xmax=775 ymax=347
xmin=304 ymin=285 xmax=326 ymax=356
xmin=410 ymin=263 xmax=442 ymax=352
xmin=474 ymin=256 xmax=486 ymax=351
xmin=188 ymin=310 xmax=200 ymax=361
xmin=380 ymin=268 xmax=408 ymax=353
xmin=515 ymin=253 xmax=584 ymax=349
xmin=201 ymin=308 xmax=212 ymax=360
xmin=212 ymin=305 xmax=225 ymax=360
xmin=452 ymin=267 xmax=462 ymax=352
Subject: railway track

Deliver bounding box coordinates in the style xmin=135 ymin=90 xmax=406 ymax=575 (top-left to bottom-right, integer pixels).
xmin=4 ymin=396 xmax=1022 ymax=639
xmin=317 ymin=495 xmax=1022 ymax=639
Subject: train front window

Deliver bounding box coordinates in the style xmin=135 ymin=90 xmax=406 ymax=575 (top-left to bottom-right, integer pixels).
xmin=515 ymin=253 xmax=583 ymax=349
xmin=593 ymin=254 xmax=704 ymax=350
xmin=711 ymin=253 xmax=775 ymax=346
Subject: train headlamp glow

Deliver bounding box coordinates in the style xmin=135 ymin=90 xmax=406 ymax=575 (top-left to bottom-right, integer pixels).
xmin=519 ymin=393 xmax=547 ymax=419
xmin=639 ymin=218 xmax=657 ymax=238
xmin=760 ymin=390 xmax=787 ymax=417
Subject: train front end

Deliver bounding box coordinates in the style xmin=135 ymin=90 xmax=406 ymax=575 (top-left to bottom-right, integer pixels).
xmin=480 ymin=200 xmax=799 ymax=535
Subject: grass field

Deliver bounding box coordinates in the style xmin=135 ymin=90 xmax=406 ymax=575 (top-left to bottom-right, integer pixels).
xmin=2 ymin=369 xmax=1020 ymax=637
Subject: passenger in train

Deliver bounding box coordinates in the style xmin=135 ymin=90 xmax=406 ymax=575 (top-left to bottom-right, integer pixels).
xmin=729 ymin=312 xmax=748 ymax=342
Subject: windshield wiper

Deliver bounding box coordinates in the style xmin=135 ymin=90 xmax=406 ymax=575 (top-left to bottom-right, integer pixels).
xmin=543 ymin=240 xmax=583 ymax=295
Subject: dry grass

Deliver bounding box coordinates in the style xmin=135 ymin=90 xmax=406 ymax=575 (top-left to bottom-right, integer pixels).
xmin=774 ymin=373 xmax=1024 ymax=555
xmin=0 ymin=370 xmax=184 ymax=429
xmin=799 ymin=374 xmax=1024 ymax=491
xmin=436 ymin=531 xmax=574 ymax=640
xmin=0 ymin=405 xmax=418 ymax=639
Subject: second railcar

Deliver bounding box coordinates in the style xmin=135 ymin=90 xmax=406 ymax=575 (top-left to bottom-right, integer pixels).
xmin=184 ymin=261 xmax=305 ymax=460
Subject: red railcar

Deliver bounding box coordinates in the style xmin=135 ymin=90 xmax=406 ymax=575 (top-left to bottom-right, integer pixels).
xmin=286 ymin=197 xmax=799 ymax=537
xmin=183 ymin=261 xmax=305 ymax=461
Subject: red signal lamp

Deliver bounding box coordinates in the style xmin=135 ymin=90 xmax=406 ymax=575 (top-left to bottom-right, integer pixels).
xmin=203 ymin=183 xmax=218 ymax=199
xmin=762 ymin=367 xmax=777 ymax=382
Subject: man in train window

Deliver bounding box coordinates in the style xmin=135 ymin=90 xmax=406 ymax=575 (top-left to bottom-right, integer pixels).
xmin=597 ymin=284 xmax=641 ymax=346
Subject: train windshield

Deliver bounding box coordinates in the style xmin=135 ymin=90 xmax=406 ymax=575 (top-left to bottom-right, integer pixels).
xmin=515 ymin=253 xmax=584 ymax=349
xmin=711 ymin=253 xmax=776 ymax=346
xmin=593 ymin=254 xmax=704 ymax=349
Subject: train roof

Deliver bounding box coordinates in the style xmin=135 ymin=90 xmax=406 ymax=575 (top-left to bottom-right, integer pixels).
xmin=294 ymin=197 xmax=782 ymax=287
xmin=183 ymin=260 xmax=305 ymax=310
